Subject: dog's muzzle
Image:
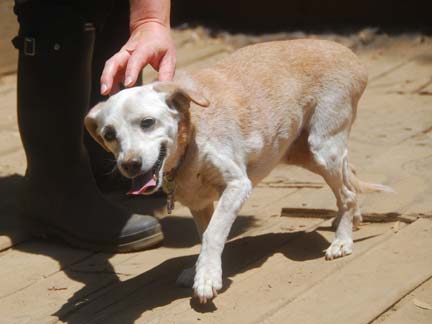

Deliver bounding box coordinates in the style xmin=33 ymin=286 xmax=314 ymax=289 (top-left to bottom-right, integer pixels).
xmin=128 ymin=145 xmax=167 ymax=195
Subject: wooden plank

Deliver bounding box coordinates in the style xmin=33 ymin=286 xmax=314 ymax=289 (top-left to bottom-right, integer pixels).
xmin=61 ymin=216 xmax=404 ymax=323
xmin=135 ymin=221 xmax=408 ymax=323
xmin=375 ymin=277 xmax=432 ymax=324
xmin=264 ymin=219 xmax=432 ymax=324
xmin=0 ymin=241 xmax=92 ymax=299
xmin=281 ymin=208 xmax=422 ymax=224
xmin=56 ymin=220 xmax=330 ymax=324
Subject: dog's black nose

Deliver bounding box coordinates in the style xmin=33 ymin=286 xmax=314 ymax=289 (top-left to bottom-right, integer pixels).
xmin=121 ymin=158 xmax=142 ymax=177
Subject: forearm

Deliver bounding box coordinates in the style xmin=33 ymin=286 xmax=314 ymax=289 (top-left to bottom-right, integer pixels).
xmin=129 ymin=0 xmax=171 ymax=30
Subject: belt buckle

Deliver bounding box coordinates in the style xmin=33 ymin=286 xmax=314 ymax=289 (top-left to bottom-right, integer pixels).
xmin=24 ymin=37 xmax=35 ymax=56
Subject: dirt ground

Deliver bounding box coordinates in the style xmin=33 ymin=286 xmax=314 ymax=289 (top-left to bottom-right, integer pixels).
xmin=0 ymin=20 xmax=432 ymax=324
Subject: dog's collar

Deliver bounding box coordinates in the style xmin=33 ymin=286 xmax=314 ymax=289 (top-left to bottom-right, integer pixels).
xmin=162 ymin=145 xmax=188 ymax=214
xmin=162 ymin=173 xmax=176 ymax=214
xmin=162 ymin=113 xmax=192 ymax=214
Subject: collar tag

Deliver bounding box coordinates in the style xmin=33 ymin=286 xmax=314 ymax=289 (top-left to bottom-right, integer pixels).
xmin=163 ymin=174 xmax=176 ymax=214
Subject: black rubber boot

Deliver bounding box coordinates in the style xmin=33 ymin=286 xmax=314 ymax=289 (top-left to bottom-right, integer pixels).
xmin=15 ymin=6 xmax=164 ymax=252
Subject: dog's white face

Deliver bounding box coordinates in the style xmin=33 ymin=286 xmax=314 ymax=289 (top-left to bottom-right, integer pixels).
xmin=85 ymin=82 xmax=209 ymax=195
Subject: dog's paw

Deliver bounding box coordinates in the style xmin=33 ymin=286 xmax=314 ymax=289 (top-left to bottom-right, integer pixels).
xmin=325 ymin=238 xmax=353 ymax=260
xmin=193 ymin=263 xmax=222 ymax=304
xmin=176 ymin=267 xmax=195 ymax=288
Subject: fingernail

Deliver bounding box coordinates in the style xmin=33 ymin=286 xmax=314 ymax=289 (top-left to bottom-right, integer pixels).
xmin=101 ymin=84 xmax=107 ymax=94
xmin=125 ymin=76 xmax=133 ymax=87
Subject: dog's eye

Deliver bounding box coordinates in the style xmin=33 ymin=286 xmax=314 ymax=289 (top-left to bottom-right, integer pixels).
xmin=140 ymin=118 xmax=155 ymax=129
xmin=103 ymin=127 xmax=116 ymax=142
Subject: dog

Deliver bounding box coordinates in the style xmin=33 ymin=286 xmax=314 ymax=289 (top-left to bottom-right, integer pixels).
xmin=85 ymin=39 xmax=392 ymax=303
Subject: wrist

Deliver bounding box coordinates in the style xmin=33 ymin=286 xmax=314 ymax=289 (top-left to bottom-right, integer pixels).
xmin=130 ymin=19 xmax=170 ymax=34
xmin=129 ymin=0 xmax=171 ymax=32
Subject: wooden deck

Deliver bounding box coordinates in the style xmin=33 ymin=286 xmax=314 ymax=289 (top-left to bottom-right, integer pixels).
xmin=0 ymin=27 xmax=432 ymax=324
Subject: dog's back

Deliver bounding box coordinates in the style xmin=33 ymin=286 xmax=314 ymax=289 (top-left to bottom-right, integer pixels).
xmin=175 ymin=40 xmax=368 ymax=185
xmin=185 ymin=39 xmax=367 ymax=112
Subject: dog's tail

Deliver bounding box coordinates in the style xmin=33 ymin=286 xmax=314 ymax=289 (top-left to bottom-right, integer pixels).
xmin=348 ymin=164 xmax=395 ymax=194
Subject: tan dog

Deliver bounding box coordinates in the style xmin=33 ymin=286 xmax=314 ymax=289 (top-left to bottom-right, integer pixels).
xmin=85 ymin=40 xmax=392 ymax=303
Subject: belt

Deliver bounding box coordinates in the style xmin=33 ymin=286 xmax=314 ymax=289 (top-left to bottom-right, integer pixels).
xmin=12 ymin=36 xmax=61 ymax=56
xmin=12 ymin=23 xmax=95 ymax=56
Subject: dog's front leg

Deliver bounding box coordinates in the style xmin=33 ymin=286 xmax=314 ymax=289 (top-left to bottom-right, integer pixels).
xmin=193 ymin=176 xmax=252 ymax=303
xmin=176 ymin=205 xmax=214 ymax=288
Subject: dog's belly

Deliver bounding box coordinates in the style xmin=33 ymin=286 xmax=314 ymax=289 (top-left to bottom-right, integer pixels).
xmin=243 ymin=118 xmax=304 ymax=186
xmin=246 ymin=143 xmax=294 ymax=186
xmin=247 ymin=159 xmax=282 ymax=186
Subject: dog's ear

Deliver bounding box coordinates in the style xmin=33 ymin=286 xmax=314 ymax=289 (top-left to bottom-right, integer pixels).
xmin=84 ymin=102 xmax=110 ymax=152
xmin=153 ymin=82 xmax=210 ymax=111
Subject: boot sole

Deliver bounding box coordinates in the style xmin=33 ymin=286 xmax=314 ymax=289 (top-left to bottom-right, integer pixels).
xmin=23 ymin=218 xmax=164 ymax=253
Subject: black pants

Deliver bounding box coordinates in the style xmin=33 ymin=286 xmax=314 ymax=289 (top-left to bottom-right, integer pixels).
xmin=14 ymin=0 xmax=138 ymax=186
xmin=14 ymin=0 xmax=131 ymax=106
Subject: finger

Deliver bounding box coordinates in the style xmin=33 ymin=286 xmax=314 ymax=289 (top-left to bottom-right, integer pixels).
xmin=111 ymin=81 xmax=121 ymax=95
xmin=157 ymin=49 xmax=176 ymax=81
xmin=100 ymin=51 xmax=130 ymax=95
xmin=124 ymin=47 xmax=153 ymax=87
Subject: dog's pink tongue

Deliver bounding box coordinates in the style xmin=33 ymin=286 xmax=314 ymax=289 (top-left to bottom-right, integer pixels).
xmin=128 ymin=173 xmax=156 ymax=195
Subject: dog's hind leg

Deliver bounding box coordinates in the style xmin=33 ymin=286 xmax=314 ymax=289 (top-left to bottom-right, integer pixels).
xmin=306 ymin=100 xmax=360 ymax=260
xmin=191 ymin=204 xmax=214 ymax=239
xmin=286 ymin=131 xmax=362 ymax=230
xmin=176 ymin=205 xmax=214 ymax=288
xmin=310 ymin=135 xmax=358 ymax=259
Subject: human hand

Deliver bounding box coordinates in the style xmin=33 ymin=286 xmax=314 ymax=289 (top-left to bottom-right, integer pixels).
xmin=100 ymin=21 xmax=176 ymax=95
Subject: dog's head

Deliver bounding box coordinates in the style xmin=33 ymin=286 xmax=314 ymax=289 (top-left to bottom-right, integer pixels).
xmin=85 ymin=82 xmax=209 ymax=195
